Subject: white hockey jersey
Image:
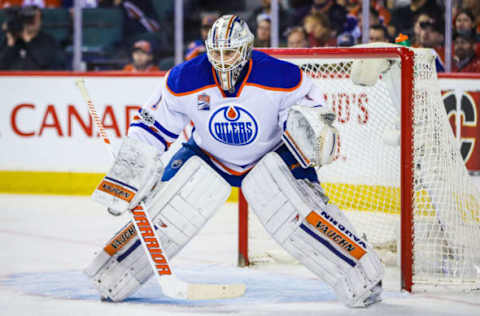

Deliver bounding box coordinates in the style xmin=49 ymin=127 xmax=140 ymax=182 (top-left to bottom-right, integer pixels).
xmin=129 ymin=50 xmax=323 ymax=175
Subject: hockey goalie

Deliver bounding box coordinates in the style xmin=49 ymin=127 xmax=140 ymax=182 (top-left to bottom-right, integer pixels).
xmin=85 ymin=15 xmax=384 ymax=307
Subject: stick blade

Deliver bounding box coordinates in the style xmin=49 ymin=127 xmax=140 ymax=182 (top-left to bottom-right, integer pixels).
xmin=186 ymin=283 xmax=246 ymax=300
xmin=160 ymin=275 xmax=246 ymax=300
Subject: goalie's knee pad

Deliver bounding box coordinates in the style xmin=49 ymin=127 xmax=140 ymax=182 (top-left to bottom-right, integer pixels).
xmin=84 ymin=156 xmax=231 ymax=301
xmin=241 ymin=152 xmax=384 ymax=307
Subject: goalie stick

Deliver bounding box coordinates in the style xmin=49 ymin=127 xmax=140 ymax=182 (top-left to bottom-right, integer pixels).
xmin=75 ymin=78 xmax=246 ymax=300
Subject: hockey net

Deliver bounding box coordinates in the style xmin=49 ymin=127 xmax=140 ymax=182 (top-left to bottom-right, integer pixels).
xmin=239 ymin=46 xmax=480 ymax=292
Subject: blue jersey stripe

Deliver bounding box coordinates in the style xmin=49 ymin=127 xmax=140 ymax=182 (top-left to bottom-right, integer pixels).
xmin=130 ymin=123 xmax=168 ymax=150
xmin=299 ymin=223 xmax=356 ymax=267
xmin=281 ymin=133 xmax=309 ymax=168
xmin=154 ymin=121 xmax=178 ymax=139
xmin=139 ymin=108 xmax=179 ymax=139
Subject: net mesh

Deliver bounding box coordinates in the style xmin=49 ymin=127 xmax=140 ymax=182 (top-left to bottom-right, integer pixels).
xmin=246 ymin=48 xmax=480 ymax=290
xmin=411 ymin=51 xmax=480 ymax=287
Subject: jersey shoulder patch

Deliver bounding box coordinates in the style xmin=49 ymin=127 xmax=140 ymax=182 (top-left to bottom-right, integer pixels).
xmin=166 ymin=54 xmax=216 ymax=95
xmin=247 ymin=50 xmax=302 ymax=90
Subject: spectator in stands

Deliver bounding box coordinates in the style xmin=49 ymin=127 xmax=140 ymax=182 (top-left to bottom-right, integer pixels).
xmin=0 ymin=0 xmax=21 ymax=7
xmin=290 ymin=0 xmax=347 ymax=37
xmin=26 ymin=0 xmax=61 ymax=6
xmin=383 ymin=4 xmax=397 ymax=39
xmin=123 ymin=40 xmax=159 ymax=72
xmin=453 ymin=30 xmax=480 ymax=72
xmin=412 ymin=11 xmax=444 ymax=49
xmin=310 ymin=0 xmax=347 ymax=36
xmin=462 ymin=0 xmax=480 ymax=35
xmin=336 ymin=31 xmax=355 ymax=47
xmin=385 ymin=0 xmax=396 ymax=11
xmin=106 ymin=0 xmax=161 ymax=45
xmin=369 ymin=24 xmax=389 ymax=43
xmin=289 ymin=0 xmax=311 ymax=12
xmin=0 ymin=0 xmax=61 ymax=8
xmin=286 ymin=26 xmax=309 ymax=48
xmin=455 ymin=9 xmax=475 ymax=33
xmin=390 ymin=0 xmax=443 ymax=38
xmin=412 ymin=12 xmax=435 ymax=47
xmin=247 ymin=0 xmax=288 ymax=41
xmin=373 ymin=1 xmax=391 ymax=26
xmin=254 ymin=14 xmax=271 ymax=47
xmin=350 ymin=6 xmax=382 ymax=42
xmin=345 ymin=1 xmax=390 ymax=26
xmin=366 ymin=7 xmax=381 ymax=27
xmin=0 ymin=5 xmax=66 ymax=69
xmin=61 ymin=0 xmax=114 ymax=8
xmin=185 ymin=12 xmax=219 ymax=61
xmin=114 ymin=0 xmax=171 ymax=63
xmin=454 ymin=9 xmax=479 ymax=44
xmin=454 ymin=9 xmax=480 ymax=56
xmin=414 ymin=14 xmax=445 ymax=72
xmin=303 ymin=12 xmax=336 ymax=47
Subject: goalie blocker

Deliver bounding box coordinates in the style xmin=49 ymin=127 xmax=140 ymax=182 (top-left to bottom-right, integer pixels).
xmin=241 ymin=152 xmax=384 ymax=307
xmin=91 ymin=137 xmax=164 ymax=216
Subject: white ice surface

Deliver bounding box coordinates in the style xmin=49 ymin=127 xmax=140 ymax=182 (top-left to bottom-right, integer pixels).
xmin=1 ymin=194 xmax=479 ymax=316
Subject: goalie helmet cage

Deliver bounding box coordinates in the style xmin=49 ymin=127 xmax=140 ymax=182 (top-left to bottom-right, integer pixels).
xmin=238 ymin=47 xmax=480 ymax=293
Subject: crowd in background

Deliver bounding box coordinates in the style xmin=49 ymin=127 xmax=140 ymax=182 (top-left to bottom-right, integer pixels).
xmin=0 ymin=0 xmax=479 ymax=72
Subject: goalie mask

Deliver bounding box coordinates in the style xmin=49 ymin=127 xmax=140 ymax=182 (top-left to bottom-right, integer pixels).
xmin=206 ymin=15 xmax=254 ymax=92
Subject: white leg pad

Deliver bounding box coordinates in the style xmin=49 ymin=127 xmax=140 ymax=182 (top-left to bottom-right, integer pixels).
xmin=84 ymin=156 xmax=231 ymax=301
xmin=241 ymin=152 xmax=384 ymax=307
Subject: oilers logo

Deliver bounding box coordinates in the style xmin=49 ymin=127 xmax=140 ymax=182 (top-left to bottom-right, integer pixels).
xmin=209 ymin=105 xmax=258 ymax=145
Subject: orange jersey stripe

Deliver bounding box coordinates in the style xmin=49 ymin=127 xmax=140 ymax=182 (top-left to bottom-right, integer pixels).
xmin=211 ymin=66 xmax=227 ymax=97
xmin=164 ymin=69 xmax=217 ymax=97
xmin=236 ymin=60 xmax=253 ymax=97
xmin=201 ymin=149 xmax=253 ymax=176
xmin=284 ymin=130 xmax=311 ymax=165
xmin=166 ymin=82 xmax=218 ymax=97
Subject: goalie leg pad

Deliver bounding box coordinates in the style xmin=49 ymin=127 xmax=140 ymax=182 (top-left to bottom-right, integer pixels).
xmin=241 ymin=152 xmax=384 ymax=307
xmin=85 ymin=156 xmax=231 ymax=301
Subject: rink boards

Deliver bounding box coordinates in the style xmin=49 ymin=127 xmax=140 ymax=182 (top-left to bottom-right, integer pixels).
xmin=0 ymin=72 xmax=479 ymax=200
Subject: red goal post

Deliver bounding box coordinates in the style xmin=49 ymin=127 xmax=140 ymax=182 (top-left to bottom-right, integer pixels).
xmin=238 ymin=47 xmax=480 ymax=293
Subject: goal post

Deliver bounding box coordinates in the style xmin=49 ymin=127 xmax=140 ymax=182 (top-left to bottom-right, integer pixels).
xmin=238 ymin=46 xmax=480 ymax=293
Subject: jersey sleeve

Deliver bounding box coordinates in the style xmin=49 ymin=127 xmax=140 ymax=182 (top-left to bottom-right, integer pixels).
xmin=278 ymin=72 xmax=326 ymax=130
xmin=128 ymin=77 xmax=190 ymax=153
